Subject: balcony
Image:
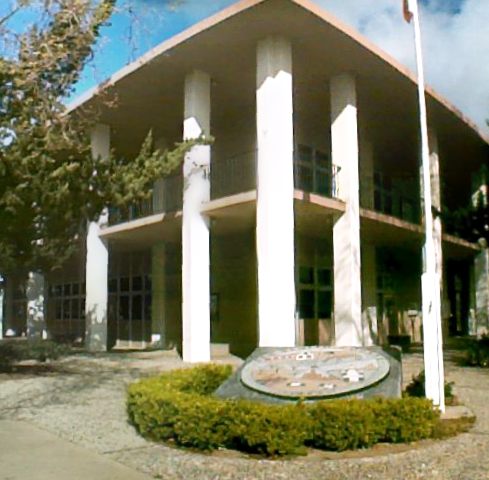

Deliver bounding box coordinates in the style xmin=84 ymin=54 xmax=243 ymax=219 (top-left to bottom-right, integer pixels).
xmin=109 ymin=174 xmax=183 ymax=225
xmin=361 ymin=172 xmax=420 ymax=224
xmin=108 ymin=148 xmax=341 ymax=226
xmin=211 ymin=150 xmax=256 ymax=199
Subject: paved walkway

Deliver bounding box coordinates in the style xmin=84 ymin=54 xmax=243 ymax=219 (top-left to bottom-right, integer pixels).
xmin=0 ymin=420 xmax=153 ymax=480
xmin=0 ymin=347 xmax=488 ymax=480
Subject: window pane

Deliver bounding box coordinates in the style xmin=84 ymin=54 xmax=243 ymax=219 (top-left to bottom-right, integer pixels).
xmin=296 ymin=165 xmax=313 ymax=191
xmin=132 ymin=295 xmax=142 ymax=320
xmin=144 ymin=275 xmax=152 ymax=291
xmin=108 ymin=278 xmax=118 ymax=293
xmin=374 ymin=172 xmax=382 ymax=186
xmin=318 ymin=291 xmax=332 ymax=318
xmin=374 ymin=190 xmax=382 ymax=210
xmin=119 ymin=296 xmax=129 ymax=320
xmin=120 ymin=277 xmax=130 ymax=292
xmin=55 ymin=300 xmax=62 ymax=320
xmin=315 ymin=171 xmax=331 ymax=196
xmin=71 ymin=299 xmax=80 ymax=320
xmin=63 ymin=284 xmax=71 ymax=296
xmin=72 ymin=283 xmax=79 ymax=295
xmin=132 ymin=276 xmax=143 ymax=291
xmin=299 ymin=289 xmax=315 ymax=318
xmin=315 ymin=151 xmax=329 ymax=167
xmin=144 ymin=294 xmax=152 ymax=322
xmin=63 ymin=299 xmax=70 ymax=319
xmin=299 ymin=266 xmax=314 ymax=285
xmin=384 ymin=194 xmax=392 ymax=214
xmin=298 ymin=144 xmax=313 ymax=164
xmin=317 ymin=269 xmax=331 ymax=287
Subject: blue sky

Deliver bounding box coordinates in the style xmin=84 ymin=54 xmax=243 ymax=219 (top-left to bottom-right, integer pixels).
xmin=2 ymin=0 xmax=487 ymax=132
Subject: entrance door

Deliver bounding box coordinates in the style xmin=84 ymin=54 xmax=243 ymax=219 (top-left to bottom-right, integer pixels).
xmin=297 ymin=265 xmax=333 ymax=346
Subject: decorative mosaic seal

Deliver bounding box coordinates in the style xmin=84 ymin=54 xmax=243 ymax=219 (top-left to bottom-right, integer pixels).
xmin=240 ymin=347 xmax=390 ymax=399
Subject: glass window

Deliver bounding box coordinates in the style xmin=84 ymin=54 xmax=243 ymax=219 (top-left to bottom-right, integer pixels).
xmin=296 ymin=165 xmax=313 ymax=191
xmin=132 ymin=295 xmax=142 ymax=320
xmin=55 ymin=299 xmax=63 ymax=320
xmin=315 ymin=150 xmax=329 ymax=167
xmin=298 ymin=144 xmax=313 ymax=164
xmin=299 ymin=266 xmax=314 ymax=285
xmin=120 ymin=277 xmax=130 ymax=292
xmin=144 ymin=294 xmax=152 ymax=322
xmin=63 ymin=299 xmax=70 ymax=319
xmin=144 ymin=275 xmax=152 ymax=291
xmin=71 ymin=299 xmax=80 ymax=320
xmin=119 ymin=296 xmax=129 ymax=320
xmin=317 ymin=269 xmax=331 ymax=287
xmin=72 ymin=283 xmax=79 ymax=295
xmin=132 ymin=276 xmax=143 ymax=292
xmin=299 ymin=289 xmax=315 ymax=318
xmin=317 ymin=291 xmax=332 ymax=318
xmin=315 ymin=171 xmax=331 ymax=196
xmin=108 ymin=278 xmax=118 ymax=293
xmin=63 ymin=284 xmax=71 ymax=296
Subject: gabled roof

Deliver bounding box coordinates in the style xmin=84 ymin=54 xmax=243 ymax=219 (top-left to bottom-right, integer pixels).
xmin=67 ymin=0 xmax=488 ymax=146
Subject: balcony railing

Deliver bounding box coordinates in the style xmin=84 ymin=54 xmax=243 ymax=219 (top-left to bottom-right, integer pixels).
xmin=109 ymin=174 xmax=183 ymax=225
xmin=294 ymin=163 xmax=341 ymax=199
xmin=211 ymin=150 xmax=256 ymax=200
xmin=108 ymin=151 xmax=342 ymax=226
xmin=360 ymin=180 xmax=421 ymax=224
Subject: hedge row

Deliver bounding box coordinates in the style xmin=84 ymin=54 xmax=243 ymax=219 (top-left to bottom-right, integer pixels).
xmin=0 ymin=339 xmax=69 ymax=370
xmin=127 ymin=364 xmax=441 ymax=456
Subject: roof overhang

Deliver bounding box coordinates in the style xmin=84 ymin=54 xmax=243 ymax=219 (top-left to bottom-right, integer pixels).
xmin=67 ymin=0 xmax=488 ymax=149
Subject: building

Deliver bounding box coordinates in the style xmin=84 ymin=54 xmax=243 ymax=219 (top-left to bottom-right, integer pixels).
xmin=2 ymin=0 xmax=489 ymax=361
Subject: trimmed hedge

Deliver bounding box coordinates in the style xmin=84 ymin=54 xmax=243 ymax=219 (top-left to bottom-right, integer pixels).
xmin=127 ymin=365 xmax=441 ymax=456
xmin=466 ymin=336 xmax=489 ymax=367
xmin=0 ymin=339 xmax=69 ymax=370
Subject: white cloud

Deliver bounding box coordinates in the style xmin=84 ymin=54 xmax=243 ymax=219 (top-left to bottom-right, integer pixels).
xmin=314 ymin=0 xmax=489 ymax=133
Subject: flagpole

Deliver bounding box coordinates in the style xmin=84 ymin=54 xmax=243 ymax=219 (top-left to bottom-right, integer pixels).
xmin=408 ymin=0 xmax=445 ymax=412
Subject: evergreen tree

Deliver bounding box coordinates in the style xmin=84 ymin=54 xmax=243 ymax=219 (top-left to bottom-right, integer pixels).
xmin=0 ymin=0 xmax=199 ymax=273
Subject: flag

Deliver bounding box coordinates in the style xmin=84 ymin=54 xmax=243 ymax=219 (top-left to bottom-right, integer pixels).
xmin=403 ymin=0 xmax=414 ymax=23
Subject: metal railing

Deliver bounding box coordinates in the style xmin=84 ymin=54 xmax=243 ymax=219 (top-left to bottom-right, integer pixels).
xmin=109 ymin=175 xmax=183 ymax=225
xmin=211 ymin=150 xmax=257 ymax=200
xmin=294 ymin=163 xmax=341 ymax=199
xmin=360 ymin=181 xmax=421 ymax=224
xmin=108 ymin=151 xmax=343 ymax=225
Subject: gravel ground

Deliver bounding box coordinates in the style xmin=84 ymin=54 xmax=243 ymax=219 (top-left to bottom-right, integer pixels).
xmin=0 ymin=348 xmax=488 ymax=480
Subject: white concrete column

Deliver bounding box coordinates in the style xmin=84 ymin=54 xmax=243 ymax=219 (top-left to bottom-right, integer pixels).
xmin=151 ymin=242 xmax=166 ymax=347
xmin=182 ymin=70 xmax=211 ymax=363
xmin=361 ymin=245 xmax=377 ymax=346
xmin=26 ymin=272 xmax=46 ymax=338
xmin=4 ymin=276 xmax=13 ymax=336
xmin=331 ymin=74 xmax=363 ymax=347
xmin=85 ymin=124 xmax=110 ymax=352
xmin=256 ymin=36 xmax=296 ymax=347
xmin=475 ymin=242 xmax=489 ymax=337
xmin=428 ymin=130 xmax=445 ymax=339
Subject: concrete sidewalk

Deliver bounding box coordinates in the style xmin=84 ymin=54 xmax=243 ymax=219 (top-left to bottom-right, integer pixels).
xmin=0 ymin=420 xmax=154 ymax=480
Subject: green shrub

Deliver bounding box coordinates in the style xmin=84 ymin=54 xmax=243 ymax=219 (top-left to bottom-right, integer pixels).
xmin=0 ymin=339 xmax=69 ymax=370
xmin=465 ymin=336 xmax=489 ymax=367
xmin=127 ymin=365 xmax=443 ymax=457
xmin=374 ymin=397 xmax=439 ymax=443
xmin=404 ymin=370 xmax=455 ymax=404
